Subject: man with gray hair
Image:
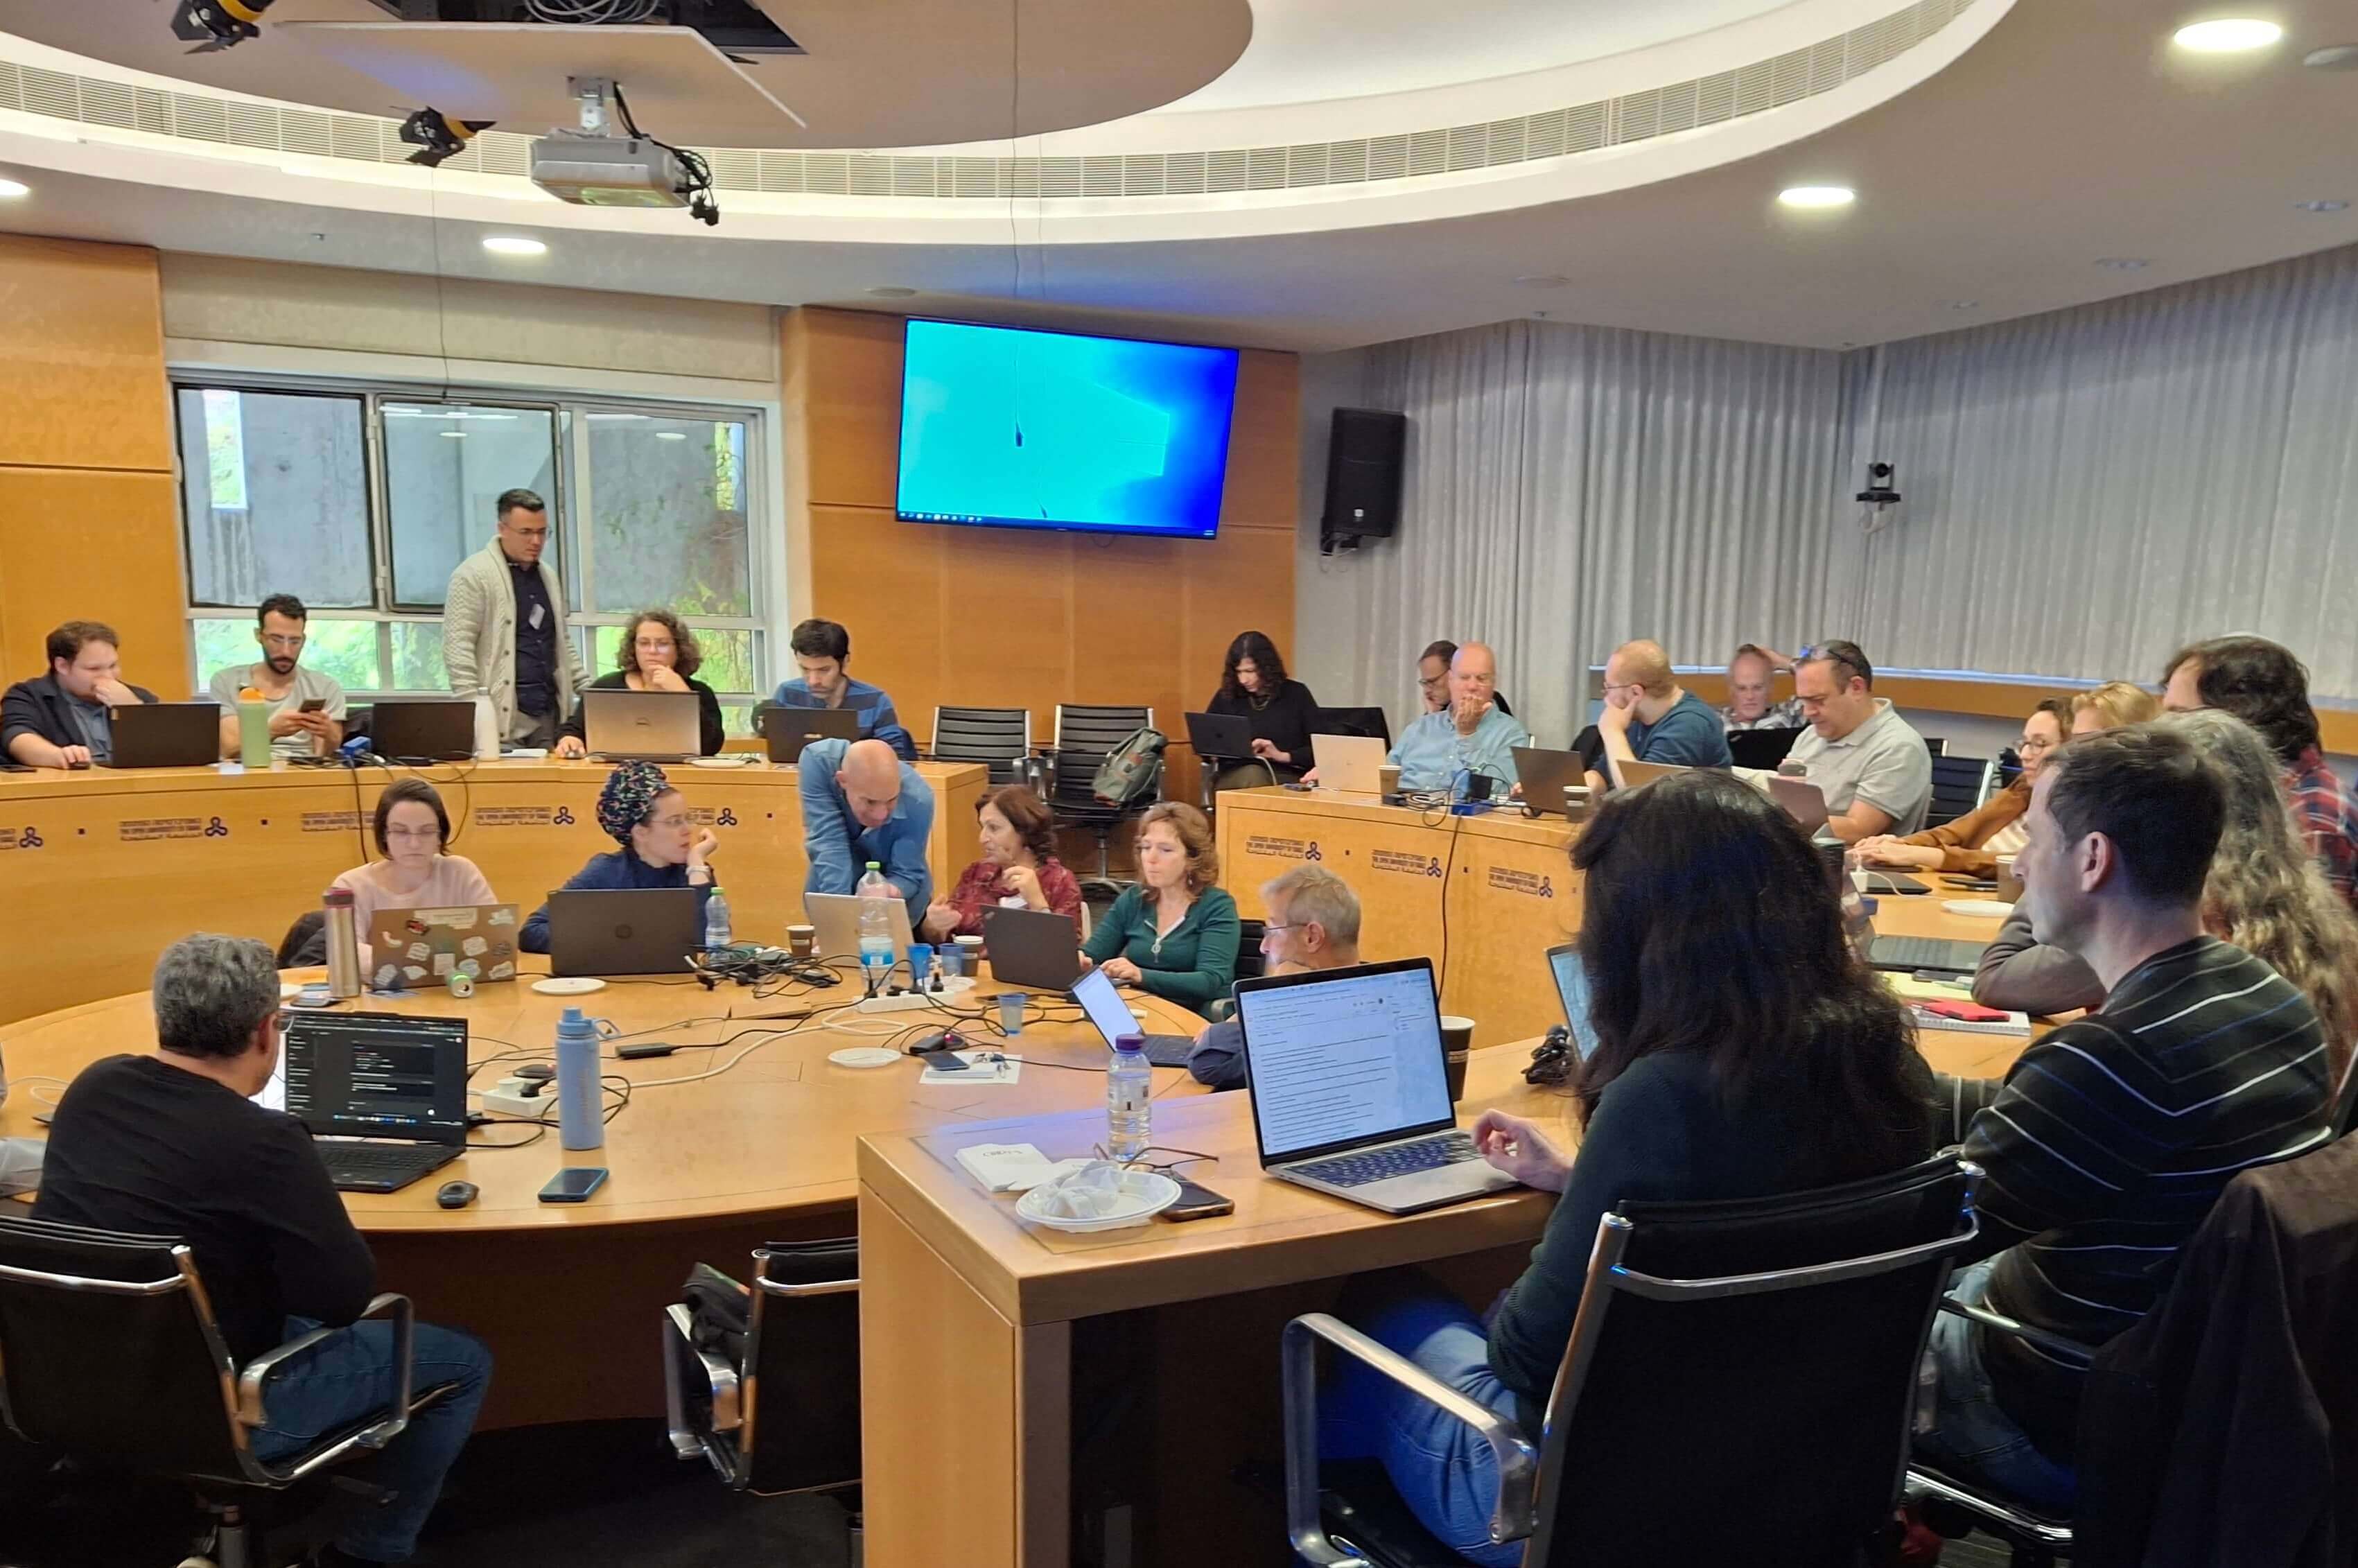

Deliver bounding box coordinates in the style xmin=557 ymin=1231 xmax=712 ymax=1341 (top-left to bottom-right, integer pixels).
xmin=35 ymin=934 xmax=491 ymax=1568
xmin=1188 ymin=865 xmax=1364 ymax=1090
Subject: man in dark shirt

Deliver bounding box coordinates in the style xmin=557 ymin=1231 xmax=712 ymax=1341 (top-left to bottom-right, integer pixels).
xmin=35 ymin=936 xmax=491 ymax=1567
xmin=1 ymin=620 xmax=161 ymax=768
xmin=1918 ymin=726 xmax=2332 ymax=1510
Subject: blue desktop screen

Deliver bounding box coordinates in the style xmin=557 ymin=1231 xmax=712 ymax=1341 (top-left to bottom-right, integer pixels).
xmin=895 ymin=319 xmax=1239 ymax=539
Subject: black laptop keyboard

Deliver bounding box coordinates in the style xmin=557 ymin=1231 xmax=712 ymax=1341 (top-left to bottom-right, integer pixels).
xmin=316 ymin=1142 xmax=460 ymax=1191
xmin=1871 ymin=934 xmax=1985 ymax=973
xmin=1293 ymin=1132 xmax=1478 ymax=1188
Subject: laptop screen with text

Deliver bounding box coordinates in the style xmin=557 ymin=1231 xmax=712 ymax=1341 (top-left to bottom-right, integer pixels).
xmin=1237 ymin=963 xmax=1452 ymax=1162
xmin=282 ymin=1013 xmax=469 ymax=1144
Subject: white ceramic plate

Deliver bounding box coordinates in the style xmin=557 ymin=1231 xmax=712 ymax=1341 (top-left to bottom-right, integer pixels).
xmin=1942 ymin=898 xmax=2014 ymax=918
xmin=1015 ymin=1169 xmax=1181 ymax=1232
xmin=828 ymin=1046 xmax=902 ymax=1069
xmin=531 ymin=975 xmax=607 ymax=995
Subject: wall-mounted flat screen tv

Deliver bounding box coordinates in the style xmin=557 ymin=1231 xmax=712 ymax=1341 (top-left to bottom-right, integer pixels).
xmin=894 ymin=318 xmax=1239 ymax=539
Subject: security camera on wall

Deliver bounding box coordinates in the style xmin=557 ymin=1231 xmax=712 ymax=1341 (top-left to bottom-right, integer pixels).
xmin=1855 ymin=461 xmax=1901 ymax=507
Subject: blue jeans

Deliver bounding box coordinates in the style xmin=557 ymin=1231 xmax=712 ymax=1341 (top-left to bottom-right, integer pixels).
xmin=1914 ymin=1260 xmax=2076 ymax=1514
xmin=248 ymin=1318 xmax=493 ymax=1562
xmin=1318 ymin=1289 xmax=1524 ymax=1568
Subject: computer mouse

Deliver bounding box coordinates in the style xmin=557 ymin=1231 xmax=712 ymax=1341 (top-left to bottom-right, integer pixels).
xmin=436 ymin=1181 xmax=480 ymax=1210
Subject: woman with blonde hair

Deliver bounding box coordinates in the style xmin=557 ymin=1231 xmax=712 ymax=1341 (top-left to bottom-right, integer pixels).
xmin=2070 ymin=680 xmax=2160 ymax=735
xmin=1080 ymin=801 xmax=1239 ymax=1007
xmin=2166 ymin=708 xmax=2358 ymax=1081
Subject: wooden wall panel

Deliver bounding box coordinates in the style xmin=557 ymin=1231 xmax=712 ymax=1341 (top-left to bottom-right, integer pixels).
xmin=0 ymin=465 xmax=190 ymax=692
xmin=0 ymin=236 xmax=171 ymax=474
xmin=784 ymin=307 xmax=1299 ymax=824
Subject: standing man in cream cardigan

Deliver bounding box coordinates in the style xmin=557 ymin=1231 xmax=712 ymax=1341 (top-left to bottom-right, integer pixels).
xmin=442 ymin=488 xmax=588 ymax=748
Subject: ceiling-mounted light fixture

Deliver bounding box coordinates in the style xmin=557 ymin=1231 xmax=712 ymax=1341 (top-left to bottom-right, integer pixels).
xmin=2171 ymin=17 xmax=2283 ymax=52
xmin=1777 ymin=184 xmax=1855 ymax=209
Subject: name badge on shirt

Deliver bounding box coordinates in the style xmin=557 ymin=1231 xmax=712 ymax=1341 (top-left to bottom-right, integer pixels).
xmin=528 ymin=604 xmax=547 ymax=631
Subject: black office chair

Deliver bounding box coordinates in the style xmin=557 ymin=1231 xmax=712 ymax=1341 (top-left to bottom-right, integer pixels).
xmin=930 ymin=706 xmax=1041 ymax=792
xmin=664 ymin=1240 xmax=861 ymax=1542
xmin=1903 ymin=1291 xmax=2086 ymax=1568
xmin=0 ymin=1214 xmax=449 ymax=1568
xmin=1924 ymin=736 xmax=1948 ymax=758
xmin=1283 ymin=1155 xmax=1981 ymax=1567
xmin=1924 ymin=754 xmax=1996 ymax=830
xmin=1047 ymin=704 xmax=1158 ymax=891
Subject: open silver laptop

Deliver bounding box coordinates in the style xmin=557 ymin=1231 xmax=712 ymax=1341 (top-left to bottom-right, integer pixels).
xmin=803 ymin=890 xmax=915 ymax=966
xmin=1614 ymin=758 xmax=1692 ymax=791
xmin=1546 ymin=943 xmax=1602 ymax=1061
xmin=585 ymin=688 xmax=699 ymax=761
xmin=1310 ymin=733 xmax=1386 ymax=794
xmin=1236 ymin=959 xmax=1517 ymax=1215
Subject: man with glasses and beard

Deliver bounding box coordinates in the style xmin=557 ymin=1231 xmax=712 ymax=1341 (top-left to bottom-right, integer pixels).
xmin=206 ymin=593 xmax=347 ymax=758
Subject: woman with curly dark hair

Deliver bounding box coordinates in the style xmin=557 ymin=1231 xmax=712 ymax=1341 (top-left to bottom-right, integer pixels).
xmin=1203 ymin=629 xmax=1321 ymax=790
xmin=554 ymin=608 xmax=726 ymax=757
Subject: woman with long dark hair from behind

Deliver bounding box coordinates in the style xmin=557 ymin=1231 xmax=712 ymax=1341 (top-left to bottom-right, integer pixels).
xmin=1318 ymin=770 xmax=1934 ymax=1564
xmin=1203 ymin=629 xmax=1320 ymax=791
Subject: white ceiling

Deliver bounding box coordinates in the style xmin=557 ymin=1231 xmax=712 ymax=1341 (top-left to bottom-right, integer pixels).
xmin=1172 ymin=0 xmax=1797 ymax=111
xmin=0 ymin=0 xmax=2355 ymax=353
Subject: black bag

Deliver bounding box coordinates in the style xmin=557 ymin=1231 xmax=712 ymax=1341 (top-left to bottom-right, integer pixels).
xmin=681 ymin=1262 xmax=750 ymax=1364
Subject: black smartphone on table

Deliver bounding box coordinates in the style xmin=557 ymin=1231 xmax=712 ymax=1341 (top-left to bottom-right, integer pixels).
xmin=538 ymin=1167 xmax=609 ymax=1203
xmin=1160 ymin=1176 xmax=1234 ymax=1222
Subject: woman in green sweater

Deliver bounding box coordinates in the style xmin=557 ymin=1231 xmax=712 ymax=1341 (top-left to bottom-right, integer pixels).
xmin=1080 ymin=801 xmax=1239 ymax=1009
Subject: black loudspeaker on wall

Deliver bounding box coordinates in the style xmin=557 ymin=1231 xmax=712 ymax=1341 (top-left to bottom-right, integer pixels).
xmin=1322 ymin=408 xmax=1406 ymax=550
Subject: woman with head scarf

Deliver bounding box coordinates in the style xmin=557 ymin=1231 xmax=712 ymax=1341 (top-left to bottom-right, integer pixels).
xmin=519 ymin=761 xmax=718 ymax=952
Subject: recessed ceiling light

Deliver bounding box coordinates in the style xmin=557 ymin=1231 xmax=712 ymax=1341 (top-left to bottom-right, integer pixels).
xmin=2171 ymin=17 xmax=2283 ymax=52
xmin=1944 ymin=300 xmax=1981 ymax=310
xmin=2303 ymin=43 xmax=2358 ymax=69
xmin=2094 ymin=257 xmax=2152 ymax=270
xmin=654 ymin=431 xmax=688 ymax=441
xmin=1777 ymin=184 xmax=1855 ymax=209
xmin=2294 ymin=199 xmax=2351 ymax=212
xmin=440 ymin=430 xmax=467 ymax=439
xmin=0 ymin=178 xmax=29 ymax=200
xmin=1513 ymin=274 xmax=1570 ymax=288
xmin=481 ymin=236 xmax=547 ymax=256
xmin=865 ymin=286 xmax=918 ymax=298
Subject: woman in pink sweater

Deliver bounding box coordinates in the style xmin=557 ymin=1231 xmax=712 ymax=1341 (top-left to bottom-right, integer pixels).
xmin=332 ymin=779 xmax=498 ymax=967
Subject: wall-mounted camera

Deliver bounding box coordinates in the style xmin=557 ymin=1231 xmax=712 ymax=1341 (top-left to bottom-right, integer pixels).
xmin=1855 ymin=461 xmax=1902 ymax=507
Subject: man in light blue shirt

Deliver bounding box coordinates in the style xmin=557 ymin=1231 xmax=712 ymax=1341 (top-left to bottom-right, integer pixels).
xmin=798 ymin=736 xmax=934 ymax=925
xmin=1384 ymin=643 xmax=1530 ymax=795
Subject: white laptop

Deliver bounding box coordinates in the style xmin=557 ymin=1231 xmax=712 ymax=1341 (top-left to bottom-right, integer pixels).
xmin=1613 ymin=758 xmax=1692 ymax=791
xmin=584 ymin=688 xmax=700 ymax=761
xmin=1765 ymin=774 xmax=1833 ymax=837
xmin=1311 ymin=733 xmax=1387 ymax=795
xmin=803 ymin=890 xmax=916 ymax=967
xmin=1235 ymin=959 xmax=1518 ymax=1216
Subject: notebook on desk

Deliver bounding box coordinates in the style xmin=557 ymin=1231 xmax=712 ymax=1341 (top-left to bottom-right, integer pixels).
xmin=281 ymin=1011 xmax=469 ymax=1194
xmin=1236 ymin=959 xmax=1516 ymax=1216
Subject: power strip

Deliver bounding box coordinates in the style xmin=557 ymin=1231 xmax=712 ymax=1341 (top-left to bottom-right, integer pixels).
xmin=855 ymin=991 xmax=942 ymax=1015
xmin=481 ymin=1086 xmax=554 ymax=1119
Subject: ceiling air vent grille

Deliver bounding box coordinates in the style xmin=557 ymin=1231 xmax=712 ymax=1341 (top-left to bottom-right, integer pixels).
xmin=0 ymin=0 xmax=1974 ymax=202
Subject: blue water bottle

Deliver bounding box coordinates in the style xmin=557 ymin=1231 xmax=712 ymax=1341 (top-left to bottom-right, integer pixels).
xmin=555 ymin=1007 xmax=603 ymax=1151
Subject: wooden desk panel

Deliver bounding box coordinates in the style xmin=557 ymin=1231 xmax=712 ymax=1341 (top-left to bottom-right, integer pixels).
xmin=0 ymin=759 xmax=984 ymax=1024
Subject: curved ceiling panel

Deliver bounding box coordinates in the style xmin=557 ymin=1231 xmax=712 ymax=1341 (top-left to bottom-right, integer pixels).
xmin=0 ymin=0 xmax=1255 ymax=149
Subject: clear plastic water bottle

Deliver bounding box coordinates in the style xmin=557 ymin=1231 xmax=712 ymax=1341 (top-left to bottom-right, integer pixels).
xmin=703 ymin=885 xmax=733 ymax=950
xmin=1107 ymin=1034 xmax=1152 ymax=1161
xmin=555 ymin=1007 xmax=603 ymax=1152
xmin=857 ymin=862 xmax=896 ymax=988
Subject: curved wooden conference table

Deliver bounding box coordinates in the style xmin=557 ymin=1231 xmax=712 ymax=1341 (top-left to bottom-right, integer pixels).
xmin=0 ymin=961 xmax=1211 ymax=1428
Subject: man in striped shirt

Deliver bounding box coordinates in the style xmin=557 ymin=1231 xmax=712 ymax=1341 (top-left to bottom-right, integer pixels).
xmin=1917 ymin=724 xmax=2334 ymax=1510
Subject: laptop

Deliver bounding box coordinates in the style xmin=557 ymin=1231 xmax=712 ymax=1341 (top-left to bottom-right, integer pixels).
xmin=584 ymin=688 xmax=699 ymax=761
xmin=1546 ymin=943 xmax=1602 ymax=1062
xmin=1857 ymin=869 xmax=1932 ymax=896
xmin=1070 ymin=966 xmax=1196 ymax=1067
xmin=760 ymin=705 xmax=861 ymax=763
xmin=281 ymin=1011 xmax=469 ymax=1193
xmin=1766 ymin=775 xmax=1833 ymax=837
xmin=1184 ymin=711 xmax=1255 ymax=763
xmin=1511 ymin=745 xmax=1591 ymax=817
xmin=1236 ymin=959 xmax=1517 ymax=1215
xmin=1869 ymin=933 xmax=1990 ymax=977
xmin=981 ymin=904 xmax=1086 ymax=991
xmin=803 ymin=890 xmax=916 ymax=968
xmin=1314 ymin=706 xmax=1392 ymax=748
xmin=105 ymin=702 xmax=221 ymax=768
xmin=1727 ymin=727 xmax=1804 ymax=771
xmin=370 ymin=699 xmax=476 ymax=762
xmin=1310 ymin=733 xmax=1386 ymax=795
xmin=365 ymin=904 xmax=521 ymax=992
xmin=1614 ymin=758 xmax=1691 ymax=792
xmin=546 ymin=887 xmax=705 ymax=977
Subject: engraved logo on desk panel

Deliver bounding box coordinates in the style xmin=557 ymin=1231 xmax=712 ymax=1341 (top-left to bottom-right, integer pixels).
xmin=717 ymin=807 xmax=739 ymax=828
xmin=301 ymin=811 xmax=365 ymax=833
xmin=0 ymin=826 xmax=40 ymax=851
xmin=1485 ymin=867 xmax=1554 ymax=898
xmin=554 ymin=806 xmax=576 ymax=826
xmin=119 ymin=817 xmax=205 ymax=842
xmin=1370 ymin=849 xmax=1445 ymax=879
xmin=1244 ymin=834 xmax=1311 ymax=862
xmin=685 ymin=805 xmax=737 ymax=828
xmin=475 ymin=805 xmax=577 ymax=829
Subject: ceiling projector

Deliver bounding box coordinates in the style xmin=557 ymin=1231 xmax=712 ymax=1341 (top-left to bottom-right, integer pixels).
xmin=530 ymin=134 xmax=693 ymax=208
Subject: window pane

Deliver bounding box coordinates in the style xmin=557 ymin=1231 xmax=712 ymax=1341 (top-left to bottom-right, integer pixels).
xmin=385 ymin=404 xmax=558 ymax=607
xmin=717 ymin=699 xmax=755 ymax=739
xmin=585 ymin=415 xmax=753 ymax=616
xmin=178 ymin=389 xmax=371 ymax=608
xmin=389 ymin=621 xmax=448 ymax=691
xmin=195 ymin=617 xmax=385 ymax=694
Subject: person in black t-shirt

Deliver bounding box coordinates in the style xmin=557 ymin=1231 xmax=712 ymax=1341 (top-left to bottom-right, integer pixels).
xmin=35 ymin=936 xmax=491 ymax=1568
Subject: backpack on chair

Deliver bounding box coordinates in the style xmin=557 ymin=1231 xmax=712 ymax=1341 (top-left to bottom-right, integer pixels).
xmin=1090 ymin=728 xmax=1167 ymax=808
